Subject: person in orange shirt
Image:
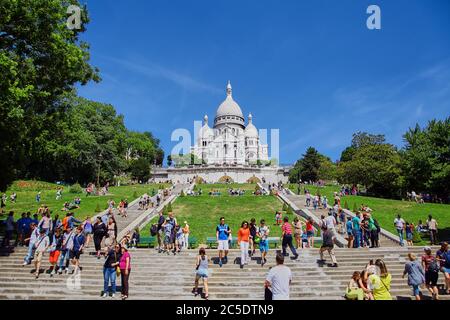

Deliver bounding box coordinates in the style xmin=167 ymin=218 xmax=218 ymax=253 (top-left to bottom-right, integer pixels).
xmin=237 ymin=221 xmax=250 ymax=269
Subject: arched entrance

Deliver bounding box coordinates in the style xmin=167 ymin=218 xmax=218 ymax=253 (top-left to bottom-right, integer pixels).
xmin=218 ymin=175 xmax=234 ymax=183
xmin=247 ymin=176 xmax=261 ymax=184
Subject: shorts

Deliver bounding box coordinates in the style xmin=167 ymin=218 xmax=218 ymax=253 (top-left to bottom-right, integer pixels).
xmin=196 ymin=268 xmax=209 ymax=279
xmin=35 ymin=251 xmax=44 ymax=263
xmin=49 ymin=250 xmax=61 ymax=264
xmin=412 ymin=284 xmax=421 ymax=296
xmin=347 ymin=233 xmax=354 ymax=239
xmin=306 ymin=231 xmax=314 ymax=237
xmin=83 ymin=230 xmax=92 ymax=237
xmin=425 ymin=271 xmax=438 ymax=286
xmin=259 ymin=240 xmax=269 ymax=252
xmin=164 ymin=235 xmax=171 ymax=245
xmin=218 ymin=240 xmax=229 ymax=251
xmin=69 ymin=250 xmax=81 ymax=260
xmin=406 ymin=233 xmax=413 ymax=241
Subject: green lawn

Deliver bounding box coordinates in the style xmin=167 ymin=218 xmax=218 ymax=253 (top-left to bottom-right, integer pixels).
xmin=0 ymin=180 xmax=170 ymax=221
xmin=288 ymin=184 xmax=450 ymax=244
xmin=141 ymin=183 xmax=290 ymax=244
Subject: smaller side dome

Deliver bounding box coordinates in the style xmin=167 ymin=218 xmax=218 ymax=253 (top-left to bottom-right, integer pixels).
xmin=245 ymin=113 xmax=258 ymax=138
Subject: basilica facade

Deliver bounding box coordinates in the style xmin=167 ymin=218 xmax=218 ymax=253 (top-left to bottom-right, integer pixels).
xmin=190 ymin=81 xmax=269 ymax=165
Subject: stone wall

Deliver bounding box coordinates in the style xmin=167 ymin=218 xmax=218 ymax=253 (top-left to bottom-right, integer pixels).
xmin=151 ymin=166 xmax=289 ymax=184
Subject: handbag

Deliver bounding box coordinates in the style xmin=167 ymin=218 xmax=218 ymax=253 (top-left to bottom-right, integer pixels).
xmin=115 ymin=252 xmax=121 ymax=276
xmin=264 ymin=287 xmax=273 ymax=300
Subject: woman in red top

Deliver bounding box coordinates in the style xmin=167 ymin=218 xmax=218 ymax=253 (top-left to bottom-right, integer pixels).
xmin=306 ymin=217 xmax=315 ymax=248
xmin=237 ymin=221 xmax=250 ymax=269
xmin=281 ymin=216 xmax=298 ymax=259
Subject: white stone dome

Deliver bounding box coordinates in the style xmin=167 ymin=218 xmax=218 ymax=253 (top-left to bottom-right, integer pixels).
xmin=199 ymin=115 xmax=214 ymax=138
xmin=216 ymin=96 xmax=244 ymax=119
xmin=214 ymin=81 xmax=245 ymax=129
xmin=245 ymin=113 xmax=258 ymax=138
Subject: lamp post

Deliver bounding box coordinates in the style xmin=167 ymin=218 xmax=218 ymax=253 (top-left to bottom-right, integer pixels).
xmin=97 ymin=151 xmax=102 ymax=188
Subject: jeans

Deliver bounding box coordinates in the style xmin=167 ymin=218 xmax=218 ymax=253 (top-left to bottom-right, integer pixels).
xmin=103 ymin=267 xmax=117 ymax=294
xmin=353 ymin=229 xmax=361 ymax=248
xmin=240 ymin=241 xmax=249 ymax=265
xmin=58 ymin=250 xmax=70 ymax=269
xmin=397 ymin=229 xmax=404 ymax=246
xmin=282 ymin=235 xmax=297 ymax=256
xmin=24 ymin=242 xmax=35 ymax=263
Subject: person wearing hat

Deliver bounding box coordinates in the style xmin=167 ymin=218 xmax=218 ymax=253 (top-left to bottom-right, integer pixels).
xmin=367 ymin=259 xmax=392 ymax=300
xmin=119 ymin=244 xmax=131 ymax=300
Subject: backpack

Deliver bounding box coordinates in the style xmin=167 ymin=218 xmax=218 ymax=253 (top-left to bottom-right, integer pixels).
xmin=374 ymin=219 xmax=381 ymax=233
xmin=428 ymin=259 xmax=440 ymax=273
xmin=62 ymin=216 xmax=69 ymax=230
xmin=150 ymin=224 xmax=158 ymax=236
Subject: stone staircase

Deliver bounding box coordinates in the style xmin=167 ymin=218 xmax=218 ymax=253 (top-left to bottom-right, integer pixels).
xmin=0 ymin=246 xmax=448 ymax=300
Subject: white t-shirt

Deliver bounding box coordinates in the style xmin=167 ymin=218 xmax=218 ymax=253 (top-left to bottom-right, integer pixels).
xmin=394 ymin=218 xmax=405 ymax=230
xmin=266 ymin=265 xmax=292 ymax=300
xmin=427 ymin=219 xmax=437 ymax=230
xmin=35 ymin=236 xmax=49 ymax=252
xmin=324 ymin=216 xmax=336 ymax=229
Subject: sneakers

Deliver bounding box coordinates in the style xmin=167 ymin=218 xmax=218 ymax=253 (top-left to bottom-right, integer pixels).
xmin=22 ymin=261 xmax=28 ymax=266
xmin=331 ymin=263 xmax=338 ymax=268
xmin=240 ymin=264 xmax=244 ymax=269
xmin=292 ymin=254 xmax=299 ymax=260
xmin=101 ymin=293 xmax=108 ymax=298
xmin=111 ymin=293 xmax=116 ymax=298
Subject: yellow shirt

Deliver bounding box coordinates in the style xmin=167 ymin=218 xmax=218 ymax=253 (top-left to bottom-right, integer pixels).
xmin=369 ymin=274 xmax=392 ymax=300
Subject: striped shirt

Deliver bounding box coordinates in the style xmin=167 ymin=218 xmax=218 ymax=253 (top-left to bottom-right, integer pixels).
xmin=282 ymin=222 xmax=293 ymax=235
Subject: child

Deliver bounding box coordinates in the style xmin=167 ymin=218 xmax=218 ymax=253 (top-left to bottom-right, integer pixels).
xmin=131 ymin=228 xmax=140 ymax=249
xmin=175 ymin=225 xmax=184 ymax=253
xmin=275 ymin=212 xmax=282 ymax=226
xmin=405 ymin=222 xmax=414 ymax=246
xmin=301 ymin=232 xmax=309 ymax=248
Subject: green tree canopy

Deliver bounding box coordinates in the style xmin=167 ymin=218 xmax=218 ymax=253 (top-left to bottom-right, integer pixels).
xmin=0 ymin=0 xmax=99 ymax=191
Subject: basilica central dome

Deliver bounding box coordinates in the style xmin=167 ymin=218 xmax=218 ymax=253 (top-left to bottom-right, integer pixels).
xmin=214 ymin=81 xmax=245 ymax=129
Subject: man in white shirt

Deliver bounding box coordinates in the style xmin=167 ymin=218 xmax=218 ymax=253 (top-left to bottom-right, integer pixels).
xmin=265 ymin=254 xmax=292 ymax=300
xmin=33 ymin=229 xmax=50 ymax=279
xmin=427 ymin=215 xmax=438 ymax=245
xmin=394 ymin=214 xmax=405 ymax=246
xmin=23 ymin=223 xmax=39 ymax=265
xmin=324 ymin=211 xmax=337 ymax=236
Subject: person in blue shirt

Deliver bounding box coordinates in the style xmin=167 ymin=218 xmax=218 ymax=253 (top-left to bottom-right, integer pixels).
xmin=69 ymin=226 xmax=85 ymax=274
xmin=346 ymin=217 xmax=354 ymax=248
xmin=32 ymin=213 xmax=39 ymax=226
xmin=352 ymin=214 xmax=361 ymax=248
xmin=22 ymin=212 xmax=33 ymax=241
xmin=216 ymin=217 xmax=231 ymax=267
xmin=67 ymin=212 xmax=81 ymax=229
xmin=16 ymin=212 xmax=27 ymax=246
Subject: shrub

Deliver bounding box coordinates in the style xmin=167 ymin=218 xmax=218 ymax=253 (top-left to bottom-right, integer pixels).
xmin=286 ymin=206 xmax=293 ymax=215
xmin=167 ymin=202 xmax=173 ymax=212
xmin=344 ymin=200 xmax=349 ymax=210
xmin=69 ymin=183 xmax=83 ymax=194
xmin=352 ymin=203 xmax=358 ymax=213
xmin=180 ymin=190 xmax=185 ymax=197
xmin=282 ymin=203 xmax=288 ymax=212
xmin=95 ymin=203 xmax=102 ymax=213
xmin=133 ymin=191 xmax=138 ymax=199
xmin=193 ymin=185 xmax=198 ymax=191
xmin=412 ymin=231 xmax=422 ymax=244
xmin=151 ymin=189 xmax=156 ymax=196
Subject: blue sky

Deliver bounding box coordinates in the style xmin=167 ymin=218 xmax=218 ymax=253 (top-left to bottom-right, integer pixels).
xmin=77 ymin=0 xmax=450 ymax=164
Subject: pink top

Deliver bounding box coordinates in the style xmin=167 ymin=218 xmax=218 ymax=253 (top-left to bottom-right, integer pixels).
xmin=282 ymin=222 xmax=293 ymax=235
xmin=119 ymin=252 xmax=131 ymax=270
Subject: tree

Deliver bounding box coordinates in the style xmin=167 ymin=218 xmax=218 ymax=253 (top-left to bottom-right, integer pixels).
xmin=401 ymin=118 xmax=450 ymax=200
xmin=338 ymin=144 xmax=402 ymax=198
xmin=129 ymin=157 xmax=151 ymax=182
xmin=289 ymin=147 xmax=322 ymax=183
xmin=318 ymin=156 xmax=337 ymax=181
xmin=340 ymin=132 xmax=385 ymax=162
xmin=0 ymin=0 xmax=99 ymax=191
